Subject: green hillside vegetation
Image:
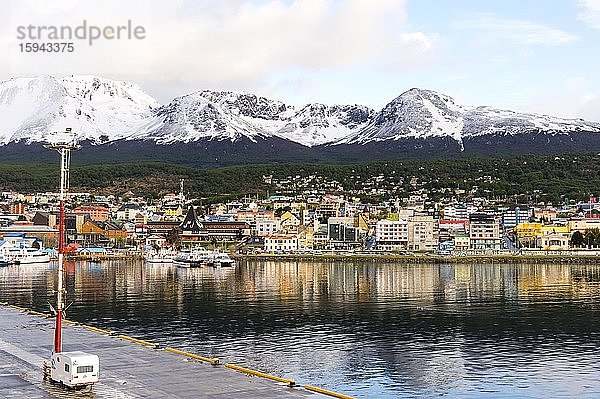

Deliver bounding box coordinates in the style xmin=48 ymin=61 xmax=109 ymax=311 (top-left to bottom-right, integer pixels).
xmin=0 ymin=153 xmax=598 ymax=204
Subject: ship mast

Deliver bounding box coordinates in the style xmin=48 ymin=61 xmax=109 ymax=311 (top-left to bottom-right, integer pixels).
xmin=46 ymin=128 xmax=80 ymax=353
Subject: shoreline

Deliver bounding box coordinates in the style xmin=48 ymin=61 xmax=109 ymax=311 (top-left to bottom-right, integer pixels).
xmin=234 ymin=253 xmax=600 ymax=264
xmin=38 ymin=253 xmax=600 ymax=264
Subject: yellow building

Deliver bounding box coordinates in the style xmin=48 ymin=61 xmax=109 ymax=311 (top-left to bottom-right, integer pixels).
xmin=514 ymin=223 xmax=570 ymax=249
xmin=280 ymin=211 xmax=301 ymax=233
xmin=163 ymin=204 xmax=183 ymax=219
xmin=297 ymin=230 xmax=314 ymax=251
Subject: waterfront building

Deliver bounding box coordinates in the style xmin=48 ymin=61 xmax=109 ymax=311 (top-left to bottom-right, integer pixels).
xmin=313 ymin=229 xmax=328 ymax=250
xmin=79 ymin=220 xmax=127 ymax=245
xmin=439 ymin=219 xmax=469 ymax=243
xmin=514 ymin=223 xmax=570 ymax=249
xmin=0 ymin=224 xmax=58 ymax=247
xmin=146 ymin=221 xmax=180 ymax=237
xmin=297 ymin=230 xmax=314 ymax=251
xmin=2 ymin=232 xmax=44 ymax=249
xmin=537 ymin=233 xmax=570 ymax=250
xmin=454 ymin=233 xmax=470 ymax=252
xmin=469 ymin=214 xmax=501 ymax=251
xmin=264 ymin=234 xmax=298 ymax=252
xmin=408 ymin=215 xmax=439 ymax=252
xmin=180 ymin=206 xmax=250 ymax=244
xmin=502 ymin=207 xmax=531 ymax=231
xmin=568 ymin=218 xmax=600 ymax=233
xmin=327 ymin=217 xmax=363 ymax=250
xmin=376 ymin=219 xmax=408 ymax=251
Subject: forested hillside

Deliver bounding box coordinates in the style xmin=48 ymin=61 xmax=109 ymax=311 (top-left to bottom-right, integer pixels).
xmin=1 ymin=153 xmax=599 ymax=204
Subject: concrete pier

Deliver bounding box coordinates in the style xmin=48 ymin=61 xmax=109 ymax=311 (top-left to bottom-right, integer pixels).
xmin=0 ymin=305 xmax=338 ymax=398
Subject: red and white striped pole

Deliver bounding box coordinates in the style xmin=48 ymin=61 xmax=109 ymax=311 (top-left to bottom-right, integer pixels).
xmin=47 ymin=129 xmax=78 ymax=354
xmin=54 ymin=197 xmax=65 ymax=353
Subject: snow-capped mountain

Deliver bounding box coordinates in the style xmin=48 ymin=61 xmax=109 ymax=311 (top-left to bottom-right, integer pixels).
xmin=186 ymin=90 xmax=374 ymax=146
xmin=133 ymin=92 xmax=273 ymax=144
xmin=2 ymin=75 xmax=600 ymax=166
xmin=0 ymin=75 xmax=158 ymax=145
xmin=337 ymin=88 xmax=600 ymax=149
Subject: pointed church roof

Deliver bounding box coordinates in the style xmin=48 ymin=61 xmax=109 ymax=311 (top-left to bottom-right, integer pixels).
xmin=180 ymin=206 xmax=203 ymax=232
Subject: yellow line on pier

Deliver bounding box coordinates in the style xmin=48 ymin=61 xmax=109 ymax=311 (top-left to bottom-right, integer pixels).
xmin=164 ymin=347 xmax=219 ymax=365
xmin=62 ymin=319 xmax=79 ymax=325
xmin=224 ymin=363 xmax=296 ymax=386
xmin=304 ymin=385 xmax=356 ymax=399
xmin=82 ymin=325 xmax=115 ymax=335
xmin=117 ymin=334 xmax=158 ymax=348
xmin=27 ymin=310 xmax=48 ymax=317
xmin=8 ymin=305 xmax=28 ymax=311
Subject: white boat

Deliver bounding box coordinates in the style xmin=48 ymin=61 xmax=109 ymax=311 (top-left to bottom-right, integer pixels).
xmin=173 ymin=248 xmax=212 ymax=268
xmin=208 ymin=252 xmax=235 ymax=267
xmin=7 ymin=247 xmax=51 ymax=264
xmin=0 ymin=254 xmax=10 ymax=267
xmin=144 ymin=250 xmax=175 ymax=264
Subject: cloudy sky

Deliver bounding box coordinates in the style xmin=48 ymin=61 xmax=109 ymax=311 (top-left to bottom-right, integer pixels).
xmin=2 ymin=0 xmax=599 ymax=120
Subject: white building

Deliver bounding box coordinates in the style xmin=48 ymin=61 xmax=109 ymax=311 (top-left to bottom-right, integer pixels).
xmin=256 ymin=220 xmax=279 ymax=237
xmin=264 ymin=235 xmax=298 ymax=252
xmin=408 ymin=215 xmax=439 ymax=252
xmin=469 ymin=214 xmax=501 ymax=251
xmin=376 ymin=220 xmax=408 ymax=251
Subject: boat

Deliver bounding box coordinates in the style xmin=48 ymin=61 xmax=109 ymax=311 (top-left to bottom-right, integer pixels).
xmin=145 ymin=249 xmax=175 ymax=264
xmin=0 ymin=255 xmax=11 ymax=267
xmin=208 ymin=252 xmax=235 ymax=268
xmin=6 ymin=247 xmax=51 ymax=264
xmin=173 ymin=248 xmax=212 ymax=268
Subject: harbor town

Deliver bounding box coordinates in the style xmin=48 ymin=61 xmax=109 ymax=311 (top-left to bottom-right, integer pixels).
xmin=1 ymin=184 xmax=599 ymax=263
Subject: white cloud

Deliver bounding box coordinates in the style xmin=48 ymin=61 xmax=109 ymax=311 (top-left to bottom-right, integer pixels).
xmin=522 ymin=77 xmax=600 ymax=122
xmin=456 ymin=14 xmax=578 ymax=46
xmin=1 ymin=0 xmax=437 ymax=102
xmin=578 ymin=0 xmax=600 ymax=28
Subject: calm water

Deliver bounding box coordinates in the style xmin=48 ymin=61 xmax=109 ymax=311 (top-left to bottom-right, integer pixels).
xmin=2 ymin=260 xmax=600 ymax=398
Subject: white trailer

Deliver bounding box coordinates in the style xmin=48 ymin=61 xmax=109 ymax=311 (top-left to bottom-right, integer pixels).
xmin=47 ymin=351 xmax=99 ymax=389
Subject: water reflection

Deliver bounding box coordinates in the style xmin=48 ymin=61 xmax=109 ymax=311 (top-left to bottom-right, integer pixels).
xmin=2 ymin=261 xmax=600 ymax=398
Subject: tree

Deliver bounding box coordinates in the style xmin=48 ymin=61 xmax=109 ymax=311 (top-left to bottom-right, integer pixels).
xmin=584 ymin=228 xmax=600 ymax=248
xmin=571 ymin=231 xmax=585 ymax=247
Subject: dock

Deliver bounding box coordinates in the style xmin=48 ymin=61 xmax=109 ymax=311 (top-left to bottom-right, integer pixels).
xmin=0 ymin=305 xmax=349 ymax=399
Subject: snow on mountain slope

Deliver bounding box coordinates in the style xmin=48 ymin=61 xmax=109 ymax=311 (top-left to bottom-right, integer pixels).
xmin=193 ymin=90 xmax=374 ymax=146
xmin=2 ymin=76 xmax=599 ymax=151
xmin=337 ymin=88 xmax=600 ymax=148
xmin=339 ymin=88 xmax=465 ymax=144
xmin=462 ymin=106 xmax=600 ymax=137
xmin=134 ymin=92 xmax=272 ymax=144
xmin=0 ymin=75 xmax=158 ymax=145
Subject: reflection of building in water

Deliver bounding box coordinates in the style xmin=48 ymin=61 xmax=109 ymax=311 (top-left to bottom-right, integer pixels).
xmin=0 ymin=263 xmax=50 ymax=305
xmin=516 ymin=264 xmax=572 ymax=298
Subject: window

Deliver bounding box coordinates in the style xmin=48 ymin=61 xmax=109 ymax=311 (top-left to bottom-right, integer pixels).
xmin=65 ymin=364 xmax=70 ymax=372
xmin=77 ymin=365 xmax=94 ymax=373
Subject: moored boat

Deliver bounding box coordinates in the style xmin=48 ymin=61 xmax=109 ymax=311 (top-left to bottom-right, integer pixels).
xmin=208 ymin=252 xmax=235 ymax=268
xmin=6 ymin=247 xmax=50 ymax=264
xmin=145 ymin=250 xmax=175 ymax=264
xmin=173 ymin=248 xmax=212 ymax=268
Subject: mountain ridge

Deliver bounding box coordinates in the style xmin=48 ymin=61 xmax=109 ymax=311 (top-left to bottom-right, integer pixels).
xmin=1 ymin=74 xmax=600 ymax=166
